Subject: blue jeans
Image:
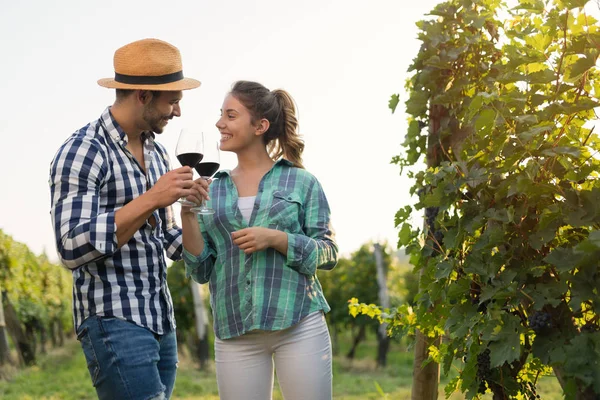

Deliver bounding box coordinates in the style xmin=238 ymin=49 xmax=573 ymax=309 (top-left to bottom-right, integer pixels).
xmin=77 ymin=316 xmax=178 ymax=400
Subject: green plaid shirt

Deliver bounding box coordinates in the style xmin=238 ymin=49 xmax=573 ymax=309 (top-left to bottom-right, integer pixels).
xmin=183 ymin=159 xmax=338 ymax=340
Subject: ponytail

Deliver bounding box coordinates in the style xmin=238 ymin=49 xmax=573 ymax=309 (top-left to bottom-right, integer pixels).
xmin=270 ymin=90 xmax=305 ymax=169
xmin=230 ymin=81 xmax=305 ymax=169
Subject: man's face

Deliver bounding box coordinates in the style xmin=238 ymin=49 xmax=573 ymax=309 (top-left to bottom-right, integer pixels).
xmin=142 ymin=91 xmax=183 ymax=134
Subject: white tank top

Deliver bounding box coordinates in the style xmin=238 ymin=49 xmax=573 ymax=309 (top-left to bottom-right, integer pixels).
xmin=237 ymin=196 xmax=256 ymax=224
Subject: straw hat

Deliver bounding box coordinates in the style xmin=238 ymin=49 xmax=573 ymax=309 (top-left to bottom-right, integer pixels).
xmin=98 ymin=38 xmax=201 ymax=91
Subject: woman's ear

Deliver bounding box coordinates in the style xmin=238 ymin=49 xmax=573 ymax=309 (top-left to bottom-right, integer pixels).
xmin=255 ymin=118 xmax=270 ymax=136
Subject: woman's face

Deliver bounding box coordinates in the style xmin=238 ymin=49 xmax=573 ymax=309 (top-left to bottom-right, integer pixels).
xmin=215 ymin=94 xmax=260 ymax=153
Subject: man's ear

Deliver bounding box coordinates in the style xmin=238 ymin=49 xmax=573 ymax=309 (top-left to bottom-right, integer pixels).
xmin=136 ymin=90 xmax=153 ymax=105
xmin=255 ymin=118 xmax=270 ymax=136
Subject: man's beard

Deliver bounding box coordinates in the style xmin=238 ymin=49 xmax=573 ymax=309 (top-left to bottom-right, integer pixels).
xmin=143 ymin=105 xmax=168 ymax=134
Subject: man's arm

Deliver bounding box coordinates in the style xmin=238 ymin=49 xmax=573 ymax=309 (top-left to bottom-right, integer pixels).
xmin=50 ymin=136 xmax=197 ymax=269
xmin=115 ymin=168 xmax=197 ymax=248
xmin=159 ymin=150 xmax=208 ymax=260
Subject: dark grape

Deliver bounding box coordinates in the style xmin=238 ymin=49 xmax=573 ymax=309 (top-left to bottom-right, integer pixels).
xmin=424 ymin=206 xmax=439 ymax=220
xmin=528 ymin=311 xmax=552 ymax=334
xmin=470 ymin=281 xmax=481 ymax=308
xmin=581 ymin=322 xmax=598 ymax=333
xmin=478 ymin=381 xmax=487 ymax=394
xmin=425 ymin=207 xmax=439 ymax=231
xmin=476 ymin=348 xmax=491 ymax=393
xmin=477 ymin=300 xmax=490 ymax=313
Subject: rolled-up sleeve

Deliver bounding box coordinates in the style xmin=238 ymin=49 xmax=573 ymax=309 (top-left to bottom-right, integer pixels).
xmin=159 ymin=152 xmax=183 ymax=260
xmin=161 ymin=206 xmax=183 ymax=261
xmin=49 ymin=137 xmax=117 ymax=270
xmin=184 ymin=228 xmax=217 ymax=284
xmin=286 ymin=179 xmax=338 ymax=276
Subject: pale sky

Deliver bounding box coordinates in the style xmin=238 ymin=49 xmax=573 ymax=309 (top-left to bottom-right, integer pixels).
xmin=0 ymin=0 xmax=443 ymax=262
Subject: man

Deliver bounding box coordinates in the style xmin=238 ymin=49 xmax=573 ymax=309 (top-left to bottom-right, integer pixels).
xmin=49 ymin=38 xmax=207 ymax=400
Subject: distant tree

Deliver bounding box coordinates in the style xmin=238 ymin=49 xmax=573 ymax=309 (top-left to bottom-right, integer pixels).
xmin=167 ymin=261 xmax=195 ymax=346
xmin=321 ymin=242 xmax=399 ymax=365
xmin=0 ymin=243 xmax=12 ymax=366
xmin=0 ymin=230 xmax=72 ymax=368
xmin=190 ymin=280 xmax=210 ymax=369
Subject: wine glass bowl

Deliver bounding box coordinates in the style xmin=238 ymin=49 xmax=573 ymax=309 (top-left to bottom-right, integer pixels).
xmin=175 ymin=129 xmax=204 ymax=208
xmin=192 ymin=136 xmax=220 ymax=215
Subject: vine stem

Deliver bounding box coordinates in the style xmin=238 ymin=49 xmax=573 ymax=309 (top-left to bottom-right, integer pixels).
xmin=519 ymin=289 xmax=535 ymax=303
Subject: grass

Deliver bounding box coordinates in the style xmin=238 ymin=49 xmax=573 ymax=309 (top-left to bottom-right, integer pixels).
xmin=0 ymin=333 xmax=564 ymax=399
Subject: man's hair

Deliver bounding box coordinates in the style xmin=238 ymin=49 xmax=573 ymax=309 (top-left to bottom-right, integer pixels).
xmin=115 ymin=89 xmax=162 ymax=103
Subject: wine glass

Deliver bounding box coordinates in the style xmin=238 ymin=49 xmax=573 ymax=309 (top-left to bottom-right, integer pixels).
xmin=191 ymin=135 xmax=220 ymax=215
xmin=175 ymin=129 xmax=204 ymax=208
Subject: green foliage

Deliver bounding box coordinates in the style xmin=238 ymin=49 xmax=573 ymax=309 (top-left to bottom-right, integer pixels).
xmin=320 ymin=243 xmax=405 ymax=334
xmin=399 ymin=263 xmax=420 ymax=306
xmin=382 ymin=0 xmax=600 ymax=398
xmin=320 ymin=245 xmax=381 ymax=332
xmin=167 ymin=261 xmax=195 ymax=334
xmin=0 ymin=230 xmax=72 ymax=336
xmin=5 ymin=332 xmax=523 ymax=400
xmin=389 ymin=94 xmax=401 ymax=113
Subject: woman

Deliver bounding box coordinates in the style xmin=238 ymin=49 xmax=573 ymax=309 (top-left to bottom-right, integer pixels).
xmin=182 ymin=80 xmax=338 ymax=400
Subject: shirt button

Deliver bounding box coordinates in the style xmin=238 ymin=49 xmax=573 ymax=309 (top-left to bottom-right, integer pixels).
xmin=246 ymin=279 xmax=251 ymax=285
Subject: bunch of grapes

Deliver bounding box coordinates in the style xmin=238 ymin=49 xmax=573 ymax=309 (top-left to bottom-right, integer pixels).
xmin=425 ymin=206 xmax=439 ymax=231
xmin=476 ymin=348 xmax=491 ymax=394
xmin=432 ymin=230 xmax=444 ymax=252
xmin=477 ymin=380 xmax=487 ymax=395
xmin=424 ymin=207 xmax=444 ymax=252
xmin=528 ymin=311 xmax=552 ymax=334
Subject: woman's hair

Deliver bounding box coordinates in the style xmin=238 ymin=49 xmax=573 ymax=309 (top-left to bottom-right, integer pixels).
xmin=230 ymin=80 xmax=305 ymax=169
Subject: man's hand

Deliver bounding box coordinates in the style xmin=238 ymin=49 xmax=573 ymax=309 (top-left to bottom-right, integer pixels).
xmin=148 ymin=166 xmax=194 ymax=208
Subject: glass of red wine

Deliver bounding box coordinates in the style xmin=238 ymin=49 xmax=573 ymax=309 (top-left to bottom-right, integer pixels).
xmin=191 ymin=136 xmax=220 ymax=215
xmin=175 ymin=129 xmax=204 ymax=208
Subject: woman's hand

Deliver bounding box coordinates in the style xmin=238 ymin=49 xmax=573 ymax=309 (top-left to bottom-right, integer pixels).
xmin=231 ymin=227 xmax=288 ymax=255
xmin=181 ymin=178 xmax=211 ymax=216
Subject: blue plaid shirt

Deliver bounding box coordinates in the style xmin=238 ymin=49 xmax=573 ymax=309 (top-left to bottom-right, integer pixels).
xmin=49 ymin=107 xmax=180 ymax=334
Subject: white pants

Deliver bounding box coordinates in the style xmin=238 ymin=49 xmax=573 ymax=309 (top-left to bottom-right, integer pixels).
xmin=214 ymin=311 xmax=333 ymax=400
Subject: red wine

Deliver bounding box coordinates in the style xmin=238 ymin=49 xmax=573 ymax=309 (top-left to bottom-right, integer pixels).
xmin=177 ymin=152 xmax=203 ymax=167
xmin=195 ymin=162 xmax=220 ymax=178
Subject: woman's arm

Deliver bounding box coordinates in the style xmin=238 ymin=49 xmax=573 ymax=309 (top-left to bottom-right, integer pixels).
xmin=231 ymin=177 xmax=338 ymax=276
xmin=284 ymin=178 xmax=338 ymax=275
